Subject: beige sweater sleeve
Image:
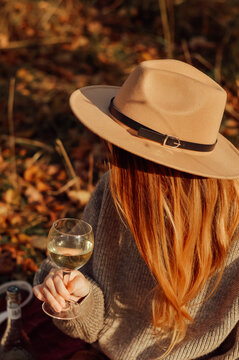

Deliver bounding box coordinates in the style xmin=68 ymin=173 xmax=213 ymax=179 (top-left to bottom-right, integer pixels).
xmin=34 ymin=256 xmax=105 ymax=343
xmin=53 ymin=277 xmax=105 ymax=343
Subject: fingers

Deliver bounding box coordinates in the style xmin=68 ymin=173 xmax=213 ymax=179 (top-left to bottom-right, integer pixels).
xmin=33 ymin=283 xmax=63 ymax=313
xmin=33 ymin=284 xmax=47 ymax=302
xmin=66 ymin=271 xmax=90 ymax=298
xmin=48 ymin=273 xmax=71 ymax=301
xmin=42 ymin=286 xmax=64 ymax=312
xmin=33 ymin=269 xmax=90 ymax=311
xmin=33 ymin=269 xmax=71 ymax=312
xmin=44 ymin=275 xmax=68 ymax=307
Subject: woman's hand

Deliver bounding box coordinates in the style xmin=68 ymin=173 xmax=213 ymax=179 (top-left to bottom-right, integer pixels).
xmin=33 ymin=269 xmax=90 ymax=313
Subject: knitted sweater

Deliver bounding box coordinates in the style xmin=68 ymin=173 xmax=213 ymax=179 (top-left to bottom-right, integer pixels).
xmin=36 ymin=172 xmax=239 ymax=360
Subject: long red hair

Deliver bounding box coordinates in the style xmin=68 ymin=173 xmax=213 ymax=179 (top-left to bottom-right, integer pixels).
xmin=109 ymin=144 xmax=239 ymax=357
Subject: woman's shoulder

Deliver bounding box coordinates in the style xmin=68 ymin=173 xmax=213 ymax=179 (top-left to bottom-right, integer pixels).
xmin=83 ymin=171 xmax=110 ymax=209
xmin=91 ymin=171 xmax=110 ymax=199
xmin=82 ymin=171 xmax=113 ymax=228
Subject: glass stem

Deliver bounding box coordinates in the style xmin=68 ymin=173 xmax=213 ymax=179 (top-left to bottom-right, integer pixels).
xmin=62 ymin=268 xmax=72 ymax=283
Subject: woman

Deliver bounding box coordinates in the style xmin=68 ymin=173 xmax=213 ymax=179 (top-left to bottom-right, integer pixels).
xmin=33 ymin=60 xmax=239 ymax=359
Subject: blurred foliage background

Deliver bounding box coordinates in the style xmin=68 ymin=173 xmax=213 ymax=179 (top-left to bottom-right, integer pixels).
xmin=0 ymin=0 xmax=239 ymax=284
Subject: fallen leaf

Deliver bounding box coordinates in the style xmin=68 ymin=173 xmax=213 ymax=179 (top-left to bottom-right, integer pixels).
xmin=141 ymin=52 xmax=154 ymax=61
xmin=225 ymin=118 xmax=238 ymax=128
xmin=0 ymin=202 xmax=10 ymax=216
xmin=0 ymin=218 xmax=7 ymax=231
xmin=18 ymin=233 xmax=32 ymax=243
xmin=4 ymin=189 xmax=21 ymax=206
xmin=223 ymin=128 xmax=239 ymax=137
xmin=22 ymin=258 xmax=38 ymax=272
xmin=25 ymin=186 xmax=44 ymax=203
xmin=9 ymin=213 xmax=22 ymax=226
xmin=24 ymin=165 xmax=43 ymax=182
xmin=35 ymin=204 xmax=49 ymax=214
xmin=11 ymin=236 xmax=18 ymax=244
xmin=48 ymin=164 xmax=60 ymax=176
xmin=0 ymin=33 xmax=9 ymax=47
xmin=67 ymin=189 xmax=91 ymax=206
xmin=52 ymin=203 xmax=65 ymax=211
xmin=36 ymin=180 xmax=51 ymax=192
xmin=57 ymin=170 xmax=67 ymax=181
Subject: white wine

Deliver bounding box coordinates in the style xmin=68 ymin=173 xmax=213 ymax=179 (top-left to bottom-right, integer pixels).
xmin=48 ymin=237 xmax=93 ymax=269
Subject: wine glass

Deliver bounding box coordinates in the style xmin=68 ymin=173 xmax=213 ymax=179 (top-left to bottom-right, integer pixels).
xmin=42 ymin=218 xmax=94 ymax=320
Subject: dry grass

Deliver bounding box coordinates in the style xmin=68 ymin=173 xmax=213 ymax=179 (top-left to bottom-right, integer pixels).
xmin=0 ymin=0 xmax=239 ymax=283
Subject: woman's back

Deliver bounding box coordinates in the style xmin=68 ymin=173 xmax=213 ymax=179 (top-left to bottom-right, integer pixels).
xmin=109 ymin=145 xmax=239 ymax=348
xmin=52 ymin=170 xmax=239 ymax=359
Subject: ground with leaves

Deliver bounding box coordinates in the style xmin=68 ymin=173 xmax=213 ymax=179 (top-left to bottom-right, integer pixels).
xmin=0 ymin=0 xmax=239 ymax=284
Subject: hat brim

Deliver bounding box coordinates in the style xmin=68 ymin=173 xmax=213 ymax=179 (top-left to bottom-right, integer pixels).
xmin=70 ymin=85 xmax=239 ymax=179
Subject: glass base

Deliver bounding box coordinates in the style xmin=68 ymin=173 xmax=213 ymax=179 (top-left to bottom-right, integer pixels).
xmin=42 ymin=301 xmax=79 ymax=320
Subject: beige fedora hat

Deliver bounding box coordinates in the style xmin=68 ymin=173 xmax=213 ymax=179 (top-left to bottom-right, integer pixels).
xmin=70 ymin=59 xmax=239 ymax=179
